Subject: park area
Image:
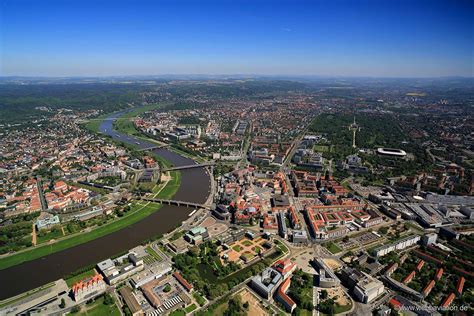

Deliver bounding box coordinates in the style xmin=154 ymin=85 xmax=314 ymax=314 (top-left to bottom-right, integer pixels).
xmin=173 ymin=240 xmax=285 ymax=299
xmin=221 ymin=236 xmax=271 ymax=264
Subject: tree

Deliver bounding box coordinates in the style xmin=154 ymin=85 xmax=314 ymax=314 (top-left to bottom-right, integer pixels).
xmin=224 ymin=297 xmax=245 ymax=316
xmin=103 ymin=293 xmax=114 ymax=305
xmin=70 ymin=306 xmax=80 ymax=313
xmin=163 ymin=284 xmax=171 ymax=293
xmin=59 ymin=298 xmax=66 ymax=308
xmin=123 ymin=306 xmax=132 ymax=316
xmin=321 ymin=290 xmax=328 ymax=300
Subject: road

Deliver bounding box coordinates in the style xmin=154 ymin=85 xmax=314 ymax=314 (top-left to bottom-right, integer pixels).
xmin=36 ymin=178 xmax=48 ymax=211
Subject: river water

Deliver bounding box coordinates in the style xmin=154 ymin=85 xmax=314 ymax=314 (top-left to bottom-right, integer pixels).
xmin=0 ymin=110 xmax=210 ymax=300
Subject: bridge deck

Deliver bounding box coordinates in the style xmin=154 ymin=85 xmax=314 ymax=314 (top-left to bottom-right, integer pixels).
xmin=141 ymin=197 xmax=210 ymax=210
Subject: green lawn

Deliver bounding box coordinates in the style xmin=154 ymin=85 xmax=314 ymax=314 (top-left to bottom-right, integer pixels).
xmin=112 ymin=103 xmax=164 ymax=136
xmin=76 ymin=296 xmax=120 ymax=316
xmin=325 ymin=242 xmax=342 ymax=254
xmin=169 ymin=309 xmax=186 ymax=316
xmin=65 ymin=268 xmax=97 ymax=287
xmin=333 ymin=303 xmax=352 ymax=314
xmin=274 ymin=240 xmax=290 ymax=254
xmin=185 ymin=304 xmax=197 ymax=313
xmin=193 ymin=292 xmax=206 ymax=306
xmin=83 ymin=113 xmax=111 ymax=133
xmin=313 ymin=145 xmax=331 ymax=152
xmin=145 ymin=246 xmax=162 ymax=262
xmin=232 ymin=245 xmax=242 ymax=252
xmin=37 ymin=229 xmax=63 ymax=244
xmin=242 ymin=240 xmax=252 ymax=247
xmin=0 ymin=202 xmax=162 ymax=270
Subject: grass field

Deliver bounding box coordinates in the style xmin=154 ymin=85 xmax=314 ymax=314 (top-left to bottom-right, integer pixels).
xmin=37 ymin=229 xmax=64 ymax=244
xmin=333 ymin=302 xmax=352 ymax=314
xmin=84 ymin=113 xmax=111 ymax=133
xmin=76 ymin=295 xmax=120 ymax=316
xmin=232 ymin=245 xmax=242 ymax=252
xmin=0 ymin=171 xmax=181 ymax=271
xmin=145 ymin=246 xmax=162 ymax=262
xmin=169 ymin=309 xmax=186 ymax=316
xmin=313 ymin=145 xmax=331 ymax=152
xmin=112 ymin=103 xmax=164 ymax=136
xmin=0 ymin=202 xmax=160 ymax=270
xmin=185 ymin=304 xmax=197 ymax=313
xmin=325 ymin=242 xmax=342 ymax=254
xmin=193 ymin=292 xmax=206 ymax=306
xmin=0 ymin=164 xmax=182 ymax=270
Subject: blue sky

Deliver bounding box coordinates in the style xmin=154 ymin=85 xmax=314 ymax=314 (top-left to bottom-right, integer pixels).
xmin=1 ymin=0 xmax=473 ymax=77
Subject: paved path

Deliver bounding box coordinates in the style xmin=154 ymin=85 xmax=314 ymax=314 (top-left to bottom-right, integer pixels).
xmin=31 ymin=224 xmax=37 ymax=246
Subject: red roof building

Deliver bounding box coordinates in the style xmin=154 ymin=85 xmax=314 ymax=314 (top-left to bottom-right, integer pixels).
xmin=276 ymin=278 xmax=297 ymax=313
xmin=389 ymin=298 xmax=402 ymax=310
xmin=273 ymin=259 xmax=297 ymax=279
xmin=440 ymin=293 xmax=455 ymax=308
xmin=435 ymin=268 xmax=444 ymax=281
xmin=456 ymin=276 xmax=465 ymax=296
xmin=402 ymin=271 xmax=416 ymax=284
xmin=422 ymin=280 xmax=435 ymax=297
xmin=416 ymin=259 xmax=425 ymax=272
xmin=173 ymin=272 xmax=193 ymax=292
xmin=71 ymin=273 xmax=106 ymax=302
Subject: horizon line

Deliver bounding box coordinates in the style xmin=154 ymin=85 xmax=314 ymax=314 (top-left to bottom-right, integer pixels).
xmin=1 ymin=74 xmax=473 ymax=80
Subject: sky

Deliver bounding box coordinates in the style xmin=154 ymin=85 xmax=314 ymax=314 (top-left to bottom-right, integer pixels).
xmin=1 ymin=0 xmax=473 ymax=77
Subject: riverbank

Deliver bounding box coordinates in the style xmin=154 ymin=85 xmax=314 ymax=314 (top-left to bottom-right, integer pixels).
xmin=108 ymin=105 xmax=209 ymax=164
xmin=0 ymin=170 xmax=180 ymax=271
xmin=0 ymin=107 xmax=183 ymax=271
xmin=0 ymin=105 xmax=211 ymax=300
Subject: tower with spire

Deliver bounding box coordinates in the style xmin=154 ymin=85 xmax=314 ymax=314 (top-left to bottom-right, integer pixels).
xmin=349 ymin=116 xmax=359 ymax=148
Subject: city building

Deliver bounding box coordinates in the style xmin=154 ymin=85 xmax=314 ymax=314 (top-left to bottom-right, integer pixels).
xmin=97 ymin=253 xmax=144 ymax=285
xmin=36 ymin=215 xmax=60 ymax=231
xmin=71 ymin=274 xmax=106 ymax=302
xmin=275 ymin=278 xmax=296 ymax=313
xmin=421 ymin=233 xmax=438 ymax=246
xmin=119 ymin=286 xmax=143 ymax=316
xmin=184 ymin=227 xmax=209 ymax=245
xmin=353 ymin=275 xmax=385 ymax=303
xmin=341 ymin=267 xmax=385 ymax=303
xmin=372 ymin=235 xmax=420 ymax=257
xmin=213 ymin=204 xmax=231 ymax=220
xmin=439 ymin=227 xmax=459 ymax=240
xmin=422 ymin=280 xmax=435 ymax=297
xmin=130 ymin=261 xmax=172 ymax=288
xmin=251 ymin=267 xmax=283 ymax=299
xmin=272 ymin=259 xmax=297 ymax=280
xmin=314 ymin=259 xmax=341 ymax=288
xmin=277 ymin=211 xmax=288 ymax=239
xmin=459 ymin=206 xmax=474 ymax=219
xmin=173 ymin=271 xmax=193 ymax=292
xmin=292 ymin=230 xmax=308 ymax=244
xmin=376 ymin=148 xmax=407 ymax=157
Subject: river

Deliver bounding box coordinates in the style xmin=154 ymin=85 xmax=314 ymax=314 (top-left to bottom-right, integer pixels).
xmin=0 ymin=110 xmax=211 ymax=300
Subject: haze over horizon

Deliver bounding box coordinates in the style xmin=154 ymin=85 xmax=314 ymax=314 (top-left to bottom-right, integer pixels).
xmin=1 ymin=0 xmax=473 ymax=78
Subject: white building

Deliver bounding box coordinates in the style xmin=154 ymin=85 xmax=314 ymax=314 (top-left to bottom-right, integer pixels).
xmin=373 ymin=235 xmax=420 ymax=257
xmin=353 ymin=275 xmax=385 ymax=303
